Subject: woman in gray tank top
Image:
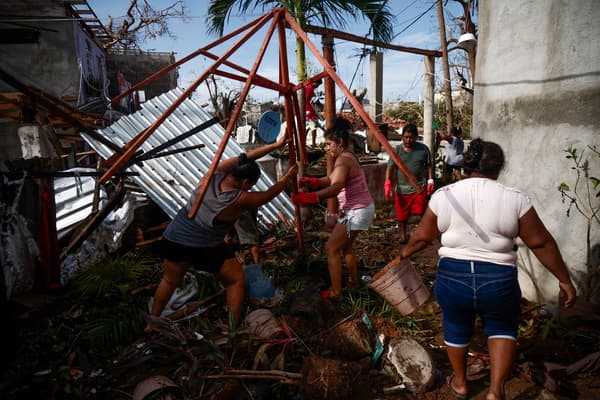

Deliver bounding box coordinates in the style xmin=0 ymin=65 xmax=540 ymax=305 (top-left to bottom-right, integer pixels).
xmin=145 ymin=136 xmax=297 ymax=332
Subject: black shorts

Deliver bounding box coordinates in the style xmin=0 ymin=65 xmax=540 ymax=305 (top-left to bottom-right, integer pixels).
xmin=159 ymin=238 xmax=236 ymax=274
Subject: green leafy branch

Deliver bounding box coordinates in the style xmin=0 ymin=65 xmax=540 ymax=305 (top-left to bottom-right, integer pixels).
xmin=558 ymin=144 xmax=600 ymax=300
xmin=558 ymin=144 xmax=600 ymax=221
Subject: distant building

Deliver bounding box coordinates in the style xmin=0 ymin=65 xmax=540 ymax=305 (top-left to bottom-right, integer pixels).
xmin=434 ymin=88 xmax=472 ymax=107
xmin=0 ymin=0 xmax=178 ymax=166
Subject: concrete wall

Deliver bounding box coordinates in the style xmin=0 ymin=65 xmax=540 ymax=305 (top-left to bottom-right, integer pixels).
xmin=106 ymin=52 xmax=178 ymax=105
xmin=73 ymin=21 xmax=107 ymax=104
xmin=0 ymin=1 xmax=105 ymax=104
xmin=0 ymin=20 xmax=79 ymax=100
xmin=474 ymin=0 xmax=600 ymax=305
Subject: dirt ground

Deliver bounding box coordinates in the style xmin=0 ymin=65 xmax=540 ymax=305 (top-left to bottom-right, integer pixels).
xmin=2 ymin=206 xmax=599 ymax=399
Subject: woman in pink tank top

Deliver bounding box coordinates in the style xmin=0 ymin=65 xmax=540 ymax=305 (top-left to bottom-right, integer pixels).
xmin=292 ymin=118 xmax=374 ymax=299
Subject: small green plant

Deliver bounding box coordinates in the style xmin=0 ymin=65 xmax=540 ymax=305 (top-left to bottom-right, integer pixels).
xmin=71 ymin=252 xmax=156 ymax=299
xmin=65 ymin=252 xmax=160 ymax=348
xmin=343 ymin=285 xmax=427 ymax=335
xmin=558 ymin=144 xmax=600 ymax=301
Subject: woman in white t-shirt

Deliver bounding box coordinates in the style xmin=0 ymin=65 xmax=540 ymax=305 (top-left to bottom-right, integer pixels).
xmin=399 ymin=139 xmax=576 ymax=400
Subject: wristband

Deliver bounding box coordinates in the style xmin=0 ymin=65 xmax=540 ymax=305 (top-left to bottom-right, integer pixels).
xmin=427 ymin=179 xmax=434 ymax=184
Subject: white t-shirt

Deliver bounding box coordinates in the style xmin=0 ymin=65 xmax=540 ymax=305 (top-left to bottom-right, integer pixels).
xmin=428 ymin=178 xmax=533 ymax=265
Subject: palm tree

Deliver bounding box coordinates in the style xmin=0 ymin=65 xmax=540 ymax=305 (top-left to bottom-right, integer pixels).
xmin=206 ymin=0 xmax=395 ymax=83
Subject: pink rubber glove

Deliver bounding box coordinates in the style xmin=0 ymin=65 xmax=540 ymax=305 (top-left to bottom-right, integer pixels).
xmin=291 ymin=192 xmax=319 ymax=206
xmin=384 ymin=179 xmax=394 ymax=202
xmin=298 ymin=177 xmax=321 ymax=190
xmin=426 ymin=179 xmax=435 ymax=196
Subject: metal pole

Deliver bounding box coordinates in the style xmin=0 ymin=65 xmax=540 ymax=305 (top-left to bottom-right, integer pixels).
xmin=100 ymin=11 xmax=274 ymax=185
xmin=322 ymin=34 xmax=338 ymax=216
xmin=111 ymin=12 xmax=276 ymax=106
xmin=187 ymin=11 xmax=280 ymax=219
xmin=284 ymin=10 xmax=420 ymax=192
xmin=277 ymin=12 xmax=304 ymax=250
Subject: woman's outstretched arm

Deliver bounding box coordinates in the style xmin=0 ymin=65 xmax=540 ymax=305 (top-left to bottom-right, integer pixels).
xmin=400 ymin=207 xmax=440 ymax=259
xmin=518 ymin=208 xmax=576 ymax=308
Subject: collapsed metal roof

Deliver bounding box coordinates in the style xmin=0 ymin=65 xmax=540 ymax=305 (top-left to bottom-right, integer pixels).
xmin=81 ymin=87 xmax=295 ymax=231
xmin=54 ymin=168 xmax=107 ymax=240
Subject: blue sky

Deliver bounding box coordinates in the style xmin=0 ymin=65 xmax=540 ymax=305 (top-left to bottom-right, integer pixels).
xmin=88 ymin=1 xmax=467 ymax=103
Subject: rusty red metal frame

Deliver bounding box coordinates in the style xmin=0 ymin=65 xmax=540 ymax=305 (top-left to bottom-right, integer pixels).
xmin=111 ymin=11 xmax=276 ymax=106
xmin=282 ymin=11 xmax=420 ymax=192
xmin=186 ymin=9 xmax=280 ymax=218
xmin=277 ymin=10 xmax=304 ymax=249
xmin=99 ymin=7 xmax=423 ymax=251
xmin=99 ymin=10 xmax=276 ymax=184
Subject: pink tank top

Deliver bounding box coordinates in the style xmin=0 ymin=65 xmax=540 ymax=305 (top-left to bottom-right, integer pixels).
xmin=336 ymin=153 xmax=373 ymax=210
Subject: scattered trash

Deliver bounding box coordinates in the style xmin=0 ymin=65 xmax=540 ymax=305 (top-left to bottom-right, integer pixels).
xmin=33 ymin=369 xmax=52 ymax=376
xmin=0 ymin=196 xmax=38 ymax=299
xmin=361 ymin=312 xmax=373 ymax=329
xmin=244 ymin=264 xmax=286 ymax=308
xmin=132 ymin=375 xmax=179 ymax=400
xmin=382 ymin=383 xmax=406 ymax=395
xmin=244 ymin=264 xmax=276 ymax=298
xmin=372 ymin=333 xmax=385 ymax=364
xmin=251 ymin=288 xmax=286 ymax=308
xmin=245 ymin=309 xmax=284 ymax=339
xmin=89 ymin=369 xmax=103 ymax=378
xmin=383 ymin=337 xmax=434 ymax=394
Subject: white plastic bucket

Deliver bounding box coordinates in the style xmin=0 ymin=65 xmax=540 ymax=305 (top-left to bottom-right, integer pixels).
xmin=368 ymin=256 xmax=430 ymax=315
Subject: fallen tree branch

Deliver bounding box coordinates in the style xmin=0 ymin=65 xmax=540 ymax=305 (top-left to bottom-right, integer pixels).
xmin=202 ymin=368 xmax=302 ymax=382
xmin=164 ymin=288 xmax=226 ymax=321
xmin=130 ymin=283 xmax=158 ymax=295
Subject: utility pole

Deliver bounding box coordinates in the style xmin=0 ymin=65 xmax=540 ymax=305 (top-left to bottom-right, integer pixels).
xmin=437 ymin=0 xmax=453 ymax=135
xmin=423 ymin=56 xmax=435 ymax=152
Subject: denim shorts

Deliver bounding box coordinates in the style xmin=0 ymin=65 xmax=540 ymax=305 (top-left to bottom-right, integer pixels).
xmin=338 ymin=202 xmax=375 ymax=236
xmin=434 ymin=257 xmax=521 ymax=347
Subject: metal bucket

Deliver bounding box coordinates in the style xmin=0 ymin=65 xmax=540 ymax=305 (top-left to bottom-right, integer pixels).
xmin=368 ymin=256 xmax=430 ymax=315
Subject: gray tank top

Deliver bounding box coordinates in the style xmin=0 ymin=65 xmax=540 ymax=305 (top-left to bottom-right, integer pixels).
xmin=163 ymin=171 xmax=242 ymax=247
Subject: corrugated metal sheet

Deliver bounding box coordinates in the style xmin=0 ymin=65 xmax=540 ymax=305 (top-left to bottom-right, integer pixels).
xmin=54 ymin=168 xmax=107 ymax=239
xmin=81 ymin=88 xmax=295 ymax=231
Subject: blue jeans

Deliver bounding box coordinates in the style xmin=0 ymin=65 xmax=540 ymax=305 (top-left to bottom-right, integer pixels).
xmin=434 ymin=257 xmax=521 ymax=347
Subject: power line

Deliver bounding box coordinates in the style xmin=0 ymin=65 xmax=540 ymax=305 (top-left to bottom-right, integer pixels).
xmin=395 ymin=0 xmax=421 ymax=19
xmin=392 ymin=0 xmax=440 ymax=41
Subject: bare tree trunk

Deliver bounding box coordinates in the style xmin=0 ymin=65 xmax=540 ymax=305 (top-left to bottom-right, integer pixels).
xmin=455 ymin=0 xmax=477 ymax=84
xmin=437 ymin=0 xmax=453 ymax=135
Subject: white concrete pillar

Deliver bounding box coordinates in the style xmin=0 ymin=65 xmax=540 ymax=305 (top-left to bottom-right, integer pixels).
xmin=369 ymin=51 xmax=383 ymax=123
xmin=423 ymin=56 xmax=435 ymax=152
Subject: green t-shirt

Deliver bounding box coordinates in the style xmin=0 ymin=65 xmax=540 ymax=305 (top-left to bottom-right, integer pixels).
xmin=387 ymin=142 xmax=431 ymax=194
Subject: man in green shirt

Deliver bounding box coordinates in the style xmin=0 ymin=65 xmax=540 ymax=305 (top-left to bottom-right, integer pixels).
xmin=384 ymin=124 xmax=434 ymax=243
